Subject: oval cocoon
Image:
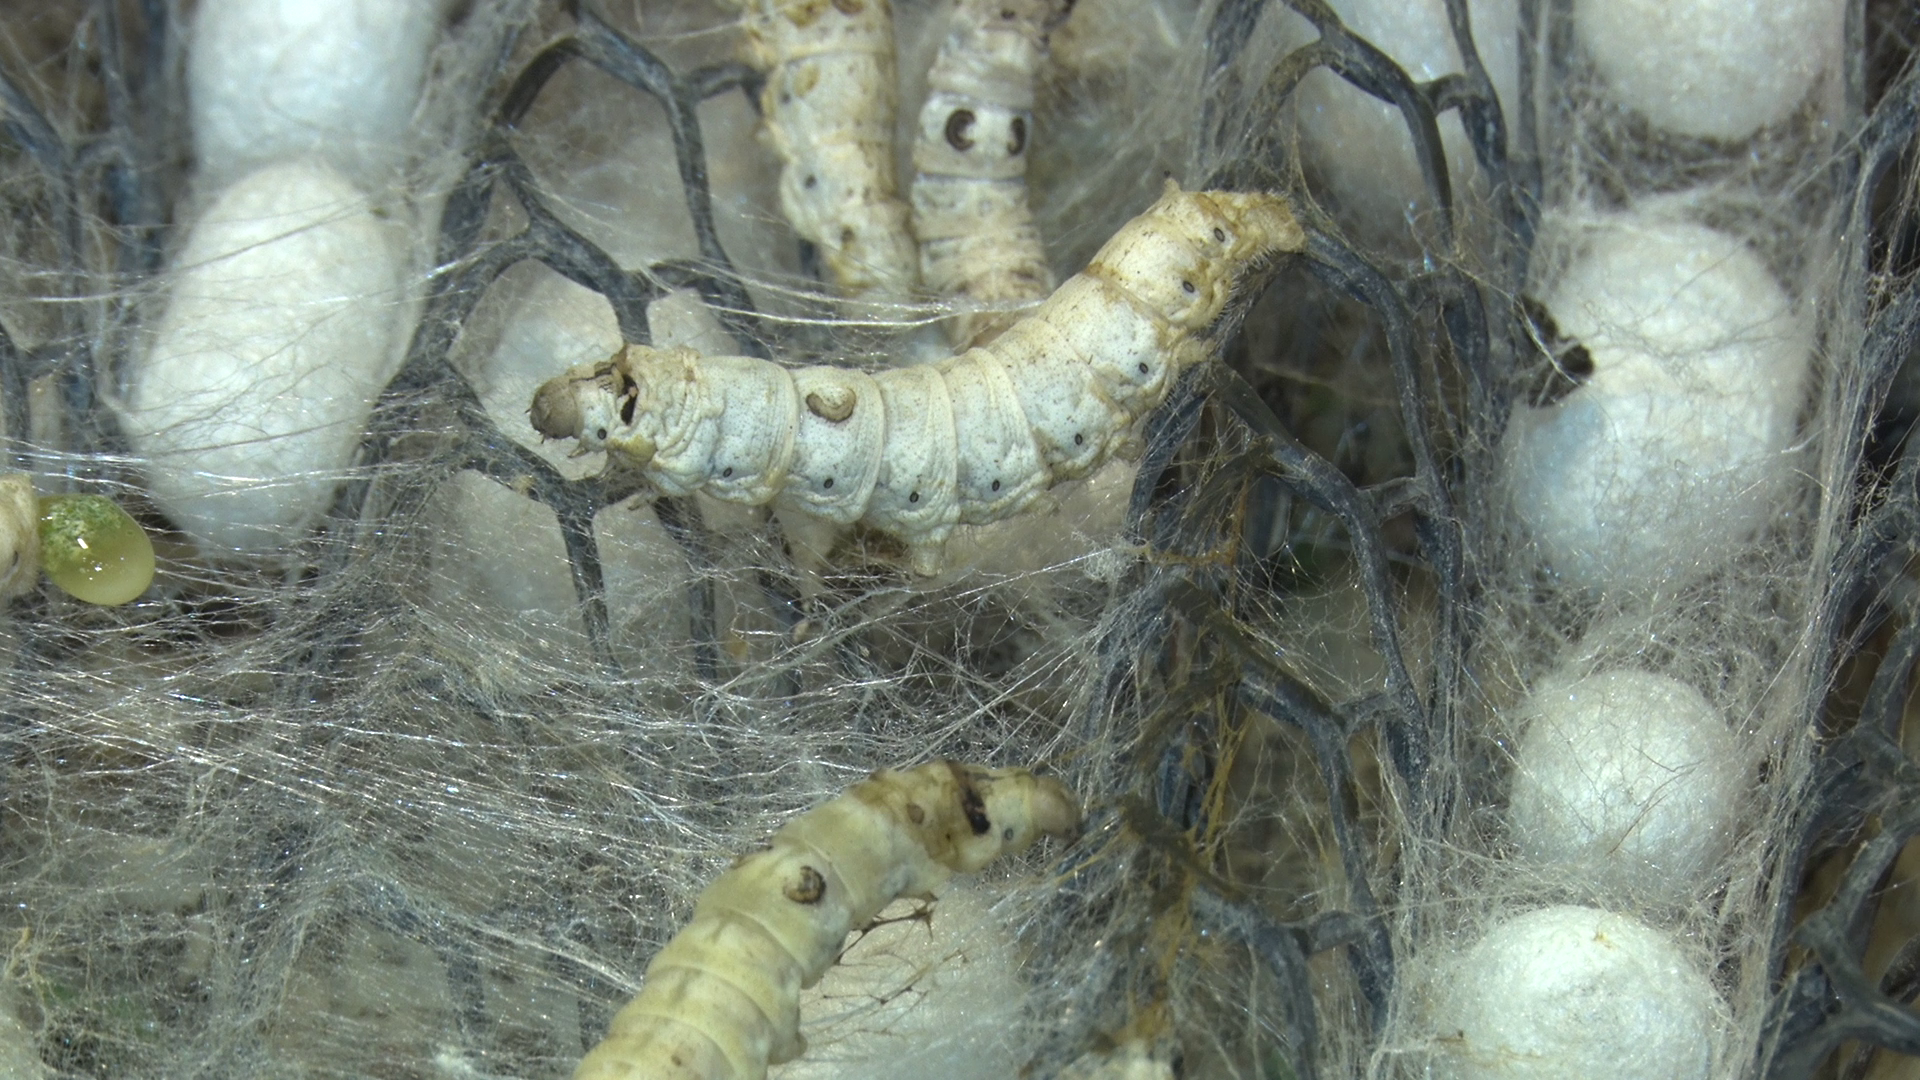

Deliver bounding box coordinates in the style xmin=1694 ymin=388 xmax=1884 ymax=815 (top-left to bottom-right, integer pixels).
xmin=1504 ymin=213 xmax=1811 ymax=593
xmin=189 ymin=0 xmax=447 ymax=183
xmin=1574 ymin=0 xmax=1843 ymax=141
xmin=1507 ymin=668 xmax=1746 ymax=906
xmin=1425 ymin=905 xmax=1720 ymax=1080
xmin=125 ymin=159 xmax=407 ymax=556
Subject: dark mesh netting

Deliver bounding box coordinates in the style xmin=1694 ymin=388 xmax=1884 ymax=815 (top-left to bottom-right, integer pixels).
xmin=0 ymin=1 xmax=1909 ymax=1078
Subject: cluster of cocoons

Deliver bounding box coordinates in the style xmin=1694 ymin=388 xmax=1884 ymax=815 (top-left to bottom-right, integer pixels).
xmin=1503 ymin=212 xmax=1811 ymax=594
xmin=1506 ymin=668 xmax=1746 ymax=907
xmin=126 ymin=0 xmax=448 ymax=557
xmin=1573 ymin=0 xmax=1845 ymax=141
xmin=1424 ymin=905 xmax=1719 ymax=1080
xmin=1274 ymin=0 xmax=1518 ymax=248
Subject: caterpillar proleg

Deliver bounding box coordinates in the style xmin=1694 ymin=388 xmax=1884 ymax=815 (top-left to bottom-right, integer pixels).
xmin=910 ymin=0 xmax=1060 ymax=347
xmin=572 ymin=761 xmax=1080 ymax=1080
xmin=531 ymin=183 xmax=1304 ymax=574
xmin=739 ymin=0 xmax=920 ymax=300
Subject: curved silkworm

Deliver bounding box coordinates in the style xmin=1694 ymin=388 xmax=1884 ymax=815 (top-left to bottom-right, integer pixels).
xmin=739 ymin=0 xmax=920 ymax=301
xmin=572 ymin=761 xmax=1080 ymax=1080
xmin=531 ymin=183 xmax=1304 ymax=574
xmin=910 ymin=0 xmax=1061 ymax=347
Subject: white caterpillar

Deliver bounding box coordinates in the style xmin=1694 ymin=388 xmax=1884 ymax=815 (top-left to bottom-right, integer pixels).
xmin=530 ymin=183 xmax=1304 ymax=574
xmin=910 ymin=0 xmax=1060 ymax=347
xmin=572 ymin=761 xmax=1080 ymax=1080
xmin=739 ymin=0 xmax=920 ymax=300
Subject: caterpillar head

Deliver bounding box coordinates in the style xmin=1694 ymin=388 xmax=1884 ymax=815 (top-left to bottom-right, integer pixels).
xmin=945 ymin=763 xmax=1082 ymax=872
xmin=1091 ymin=181 xmax=1305 ymax=332
xmin=530 ymin=354 xmax=653 ymax=463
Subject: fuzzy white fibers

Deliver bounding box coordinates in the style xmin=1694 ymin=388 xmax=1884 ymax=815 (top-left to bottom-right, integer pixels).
xmin=1573 ymin=0 xmax=1844 ymax=142
xmin=0 ymin=994 xmax=45 ymax=1080
xmin=1506 ymin=668 xmax=1746 ymax=907
xmin=1271 ymin=0 xmax=1518 ymax=248
xmin=124 ymin=159 xmax=409 ymax=556
xmin=772 ymin=884 xmax=1030 ymax=1080
xmin=1424 ymin=904 xmax=1721 ymax=1080
xmin=188 ymin=0 xmax=450 ymax=184
xmin=1503 ymin=212 xmax=1811 ymax=594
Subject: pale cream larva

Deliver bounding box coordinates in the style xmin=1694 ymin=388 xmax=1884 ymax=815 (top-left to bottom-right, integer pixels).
xmin=530 ymin=183 xmax=1305 ymax=574
xmin=572 ymin=761 xmax=1081 ymax=1080
xmin=740 ymin=0 xmax=919 ymax=300
xmin=910 ymin=0 xmax=1060 ymax=347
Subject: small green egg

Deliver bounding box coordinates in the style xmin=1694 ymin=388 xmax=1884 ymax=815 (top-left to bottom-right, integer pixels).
xmin=37 ymin=494 xmax=156 ymax=606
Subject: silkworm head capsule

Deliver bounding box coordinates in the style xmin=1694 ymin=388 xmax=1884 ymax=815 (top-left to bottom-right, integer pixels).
xmin=531 ymin=359 xmax=650 ymax=460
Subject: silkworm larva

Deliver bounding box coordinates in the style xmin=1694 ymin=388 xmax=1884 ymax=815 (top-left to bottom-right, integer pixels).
xmin=910 ymin=0 xmax=1060 ymax=347
xmin=531 ymin=182 xmax=1304 ymax=574
xmin=739 ymin=0 xmax=920 ymax=301
xmin=0 ymin=473 xmax=156 ymax=606
xmin=572 ymin=761 xmax=1080 ymax=1080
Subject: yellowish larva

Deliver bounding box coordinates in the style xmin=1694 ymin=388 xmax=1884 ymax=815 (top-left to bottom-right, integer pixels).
xmin=739 ymin=0 xmax=920 ymax=301
xmin=0 ymin=474 xmax=40 ymax=599
xmin=910 ymin=0 xmax=1059 ymax=347
xmin=530 ymin=183 xmax=1304 ymax=574
xmin=0 ymin=473 xmax=156 ymax=606
xmin=572 ymin=761 xmax=1080 ymax=1080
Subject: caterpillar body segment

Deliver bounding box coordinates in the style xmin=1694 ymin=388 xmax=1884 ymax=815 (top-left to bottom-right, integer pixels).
xmin=0 ymin=474 xmax=40 ymax=599
xmin=910 ymin=0 xmax=1060 ymax=346
xmin=740 ymin=0 xmax=919 ymax=300
xmin=531 ymin=184 xmax=1305 ymax=574
xmin=572 ymin=762 xmax=1081 ymax=1080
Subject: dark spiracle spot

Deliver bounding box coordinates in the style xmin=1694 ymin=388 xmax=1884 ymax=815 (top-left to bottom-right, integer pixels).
xmin=909 ymin=491 xmax=920 ymax=503
xmin=1007 ymin=116 xmax=1027 ymax=156
xmin=1074 ymin=432 xmax=1084 ymax=446
xmin=782 ymin=865 xmax=826 ymax=904
xmin=1137 ymin=362 xmax=1149 ymax=374
xmin=1212 ymin=227 xmax=1226 ymax=242
xmin=991 ymin=479 xmax=1001 ymax=492
xmin=823 ymin=477 xmax=834 ymax=489
xmin=1181 ymin=279 xmax=1197 ymax=294
xmin=722 ymin=467 xmax=733 ymax=478
xmin=596 ymin=427 xmax=608 ymax=440
xmin=803 ymin=174 xmax=817 ymax=188
xmin=945 ymin=109 xmax=977 ymax=151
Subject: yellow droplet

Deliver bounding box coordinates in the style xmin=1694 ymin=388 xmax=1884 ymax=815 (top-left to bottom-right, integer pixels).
xmin=37 ymin=494 xmax=155 ymax=606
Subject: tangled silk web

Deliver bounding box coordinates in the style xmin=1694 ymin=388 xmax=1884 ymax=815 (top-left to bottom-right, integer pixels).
xmin=0 ymin=1 xmax=1914 ymax=1079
